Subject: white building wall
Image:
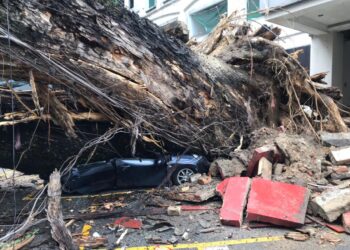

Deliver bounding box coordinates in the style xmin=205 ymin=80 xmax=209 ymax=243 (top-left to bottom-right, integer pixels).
xmin=251 ymin=17 xmax=311 ymax=50
xmin=310 ymin=32 xmax=344 ymax=87
xmin=124 ymin=0 xmax=236 ymax=41
xmin=228 ymin=0 xmax=246 ymax=16
xmin=125 ymin=0 xmax=311 ymax=51
xmin=332 ymin=32 xmax=344 ymax=89
xmin=125 ymin=0 xmax=349 ymax=101
xmin=343 ymin=40 xmax=350 ymax=105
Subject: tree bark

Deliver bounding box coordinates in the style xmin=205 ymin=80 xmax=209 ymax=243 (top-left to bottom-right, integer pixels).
xmin=0 ymin=0 xmax=257 ymax=156
xmin=0 ymin=0 xmax=347 ymax=169
xmin=47 ymin=170 xmax=75 ymax=250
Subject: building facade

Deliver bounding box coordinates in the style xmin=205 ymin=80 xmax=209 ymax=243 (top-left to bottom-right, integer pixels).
xmin=124 ymin=0 xmax=242 ymax=41
xmin=260 ymin=0 xmax=350 ymax=105
xmin=124 ymin=0 xmax=350 ymax=105
xmin=123 ymin=0 xmax=310 ymax=61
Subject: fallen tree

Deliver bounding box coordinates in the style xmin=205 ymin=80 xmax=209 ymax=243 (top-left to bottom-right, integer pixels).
xmin=0 ymin=0 xmax=347 ymax=170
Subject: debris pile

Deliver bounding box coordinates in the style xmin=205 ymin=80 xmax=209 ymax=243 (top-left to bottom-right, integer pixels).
xmin=0 ymin=168 xmax=44 ymax=190
xmin=162 ymin=128 xmax=350 ymax=245
xmin=0 ymin=0 xmax=348 ymax=172
xmin=0 ymin=0 xmax=350 ymax=249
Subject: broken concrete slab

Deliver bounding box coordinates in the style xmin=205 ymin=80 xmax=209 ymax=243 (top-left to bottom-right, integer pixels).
xmin=332 ymin=165 xmax=349 ymax=174
xmin=216 ymin=178 xmax=229 ymax=197
xmin=275 ymin=133 xmax=321 ymax=166
xmin=320 ymin=132 xmax=350 ymax=147
xmin=284 ymin=232 xmax=309 ymax=241
xmin=330 ymin=147 xmax=350 ymax=165
xmin=198 ymin=219 xmax=211 ymax=229
xmin=273 ymin=163 xmax=284 ymax=176
xmin=190 ymin=173 xmax=202 ymax=183
xmin=342 ymin=212 xmax=350 ymax=234
xmin=247 ymin=145 xmax=276 ymax=177
xmin=165 ymin=181 xmax=218 ymax=202
xmin=310 ymin=188 xmax=350 ymax=222
xmin=219 ymin=177 xmax=251 ymax=227
xmin=167 ymin=206 xmax=182 ymax=216
xmin=257 ymin=157 xmax=272 ymax=180
xmin=330 ymin=172 xmax=350 ymax=181
xmin=198 ymin=175 xmax=212 ymax=185
xmin=246 ymin=178 xmax=310 ymax=227
xmin=330 ymin=166 xmax=350 ymax=180
xmin=212 ymin=158 xmax=245 ymax=179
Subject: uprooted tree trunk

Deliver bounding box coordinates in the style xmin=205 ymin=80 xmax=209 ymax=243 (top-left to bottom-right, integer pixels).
xmin=47 ymin=170 xmax=75 ymax=250
xmin=0 ymin=0 xmax=347 ymax=164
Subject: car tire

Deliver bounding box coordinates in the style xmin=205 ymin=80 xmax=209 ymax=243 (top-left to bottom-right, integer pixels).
xmin=61 ymin=176 xmax=76 ymax=194
xmin=172 ymin=166 xmax=195 ymax=185
xmin=61 ymin=184 xmax=74 ymax=194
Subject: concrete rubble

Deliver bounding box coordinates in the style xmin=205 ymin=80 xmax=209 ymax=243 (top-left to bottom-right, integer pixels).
xmin=1 ymin=1 xmax=350 ymax=248
xmin=0 ymin=168 xmax=44 ymax=190
xmin=342 ymin=212 xmax=350 ymax=234
xmin=257 ymin=157 xmax=272 ymax=180
xmin=330 ymin=147 xmax=350 ymax=165
xmin=246 ymin=178 xmax=310 ymax=227
xmin=209 ymin=159 xmax=245 ymax=179
xmin=219 ymin=177 xmax=251 ymax=227
xmin=4 ymin=128 xmax=350 ymax=248
xmin=182 ymin=128 xmax=350 ymax=237
xmin=167 ymin=206 xmax=182 ymax=216
xmin=310 ymin=188 xmax=350 ymax=222
xmin=160 ymin=128 xmax=350 ymax=235
xmin=320 ymin=132 xmax=350 ymax=147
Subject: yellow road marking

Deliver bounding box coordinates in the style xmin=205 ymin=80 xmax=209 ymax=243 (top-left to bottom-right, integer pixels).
xmin=23 ymin=189 xmax=153 ymax=201
xmin=114 ymin=236 xmax=284 ymax=250
xmin=62 ymin=190 xmax=135 ymax=200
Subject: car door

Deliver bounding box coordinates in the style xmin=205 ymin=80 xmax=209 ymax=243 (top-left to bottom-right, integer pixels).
xmin=76 ymin=161 xmax=117 ymax=193
xmin=115 ymin=158 xmax=167 ymax=188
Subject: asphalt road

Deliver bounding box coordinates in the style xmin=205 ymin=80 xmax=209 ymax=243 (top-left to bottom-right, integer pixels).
xmin=0 ymin=189 xmax=349 ymax=250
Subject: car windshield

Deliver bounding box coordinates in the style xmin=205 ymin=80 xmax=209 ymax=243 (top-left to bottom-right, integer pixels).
xmin=0 ymin=80 xmax=31 ymax=91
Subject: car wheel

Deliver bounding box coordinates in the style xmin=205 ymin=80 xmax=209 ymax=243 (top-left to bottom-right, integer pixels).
xmin=61 ymin=184 xmax=74 ymax=194
xmin=172 ymin=167 xmax=195 ymax=185
xmin=61 ymin=177 xmax=76 ymax=194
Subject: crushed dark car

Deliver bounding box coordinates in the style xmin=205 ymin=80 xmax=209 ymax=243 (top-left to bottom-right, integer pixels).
xmin=61 ymin=154 xmax=210 ymax=194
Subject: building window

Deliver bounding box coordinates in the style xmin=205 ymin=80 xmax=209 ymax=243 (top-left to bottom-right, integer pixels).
xmin=129 ymin=0 xmax=134 ymax=9
xmin=247 ymin=0 xmax=262 ymax=20
xmin=149 ymin=0 xmax=156 ymax=9
xmin=286 ymin=45 xmax=311 ymax=72
xmin=190 ymin=0 xmax=227 ymax=37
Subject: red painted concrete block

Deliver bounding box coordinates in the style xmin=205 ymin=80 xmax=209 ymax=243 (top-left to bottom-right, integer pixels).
xmin=220 ymin=177 xmax=251 ymax=227
xmin=247 ymin=145 xmax=276 ymax=177
xmin=342 ymin=211 xmax=350 ymax=233
xmin=246 ymin=178 xmax=310 ymax=227
xmin=333 ymin=165 xmax=349 ymax=174
xmin=114 ymin=217 xmax=142 ymax=229
xmin=326 ymin=223 xmax=345 ymax=233
xmin=216 ymin=178 xmax=230 ymax=197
